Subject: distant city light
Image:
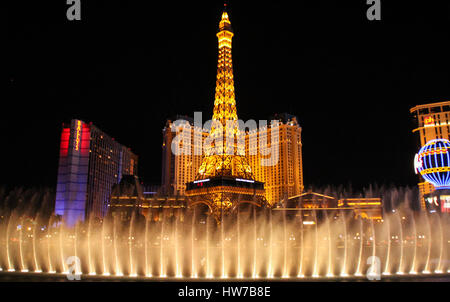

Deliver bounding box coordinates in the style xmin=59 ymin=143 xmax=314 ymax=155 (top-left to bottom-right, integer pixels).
xmin=193 ymin=179 xmax=210 ymax=184
xmin=236 ymin=178 xmax=255 ymax=183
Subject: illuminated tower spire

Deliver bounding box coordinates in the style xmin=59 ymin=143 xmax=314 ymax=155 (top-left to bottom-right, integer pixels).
xmin=186 ymin=7 xmax=266 ymax=224
xmin=197 ymin=7 xmax=253 ymax=179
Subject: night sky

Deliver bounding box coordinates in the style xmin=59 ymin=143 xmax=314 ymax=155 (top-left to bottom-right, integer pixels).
xmin=5 ymin=1 xmax=450 ymax=191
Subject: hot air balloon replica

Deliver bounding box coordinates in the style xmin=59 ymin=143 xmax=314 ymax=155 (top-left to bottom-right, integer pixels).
xmin=415 ymin=139 xmax=450 ymax=213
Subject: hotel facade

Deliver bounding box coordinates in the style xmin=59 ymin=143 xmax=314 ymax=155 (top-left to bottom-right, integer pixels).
xmin=55 ymin=119 xmax=138 ymax=226
xmin=411 ymin=101 xmax=450 ymax=209
xmin=161 ymin=113 xmax=304 ymax=205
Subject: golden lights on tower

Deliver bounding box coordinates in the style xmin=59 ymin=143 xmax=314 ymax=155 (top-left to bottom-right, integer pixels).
xmin=197 ymin=8 xmax=253 ymax=181
xmin=185 ymin=7 xmax=267 ymax=222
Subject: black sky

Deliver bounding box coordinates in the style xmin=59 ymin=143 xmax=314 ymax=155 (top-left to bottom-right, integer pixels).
xmin=4 ymin=1 xmax=450 ymax=191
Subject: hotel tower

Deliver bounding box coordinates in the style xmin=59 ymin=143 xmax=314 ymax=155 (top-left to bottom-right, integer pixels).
xmin=55 ymin=119 xmax=138 ymax=226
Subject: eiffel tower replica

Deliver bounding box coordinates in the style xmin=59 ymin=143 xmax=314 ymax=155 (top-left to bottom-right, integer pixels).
xmin=185 ymin=6 xmax=267 ymax=224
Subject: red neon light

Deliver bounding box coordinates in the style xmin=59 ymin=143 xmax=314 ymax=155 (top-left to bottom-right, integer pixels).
xmin=80 ymin=125 xmax=91 ymax=155
xmin=60 ymin=128 xmax=70 ymax=157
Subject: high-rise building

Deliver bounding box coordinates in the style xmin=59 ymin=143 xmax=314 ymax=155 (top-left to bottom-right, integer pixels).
xmin=161 ymin=116 xmax=207 ymax=196
xmin=161 ymin=114 xmax=303 ymax=205
xmin=248 ymin=113 xmax=304 ymax=204
xmin=410 ymin=101 xmax=450 ymax=209
xmin=55 ymin=119 xmax=138 ymax=226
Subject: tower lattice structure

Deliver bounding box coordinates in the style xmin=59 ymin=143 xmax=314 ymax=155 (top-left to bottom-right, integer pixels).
xmin=197 ymin=10 xmax=253 ymax=180
xmin=185 ymin=8 xmax=267 ymax=223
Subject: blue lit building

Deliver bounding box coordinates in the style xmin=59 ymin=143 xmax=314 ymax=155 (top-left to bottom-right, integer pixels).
xmin=55 ymin=119 xmax=138 ymax=226
xmin=415 ymin=139 xmax=450 ymax=213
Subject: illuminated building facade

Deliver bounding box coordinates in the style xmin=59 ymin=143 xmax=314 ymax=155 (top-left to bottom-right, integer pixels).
xmin=337 ymin=198 xmax=382 ymax=220
xmin=161 ymin=114 xmax=304 ymax=205
xmin=423 ymin=190 xmax=450 ymax=214
xmin=161 ymin=116 xmax=207 ymax=196
xmin=414 ymin=139 xmax=450 ymax=213
xmin=109 ymin=175 xmax=187 ymax=223
xmin=109 ymin=175 xmax=144 ymax=223
xmin=287 ymin=192 xmax=338 ymax=209
xmin=247 ymin=113 xmax=304 ymax=204
xmin=55 ymin=119 xmax=138 ymax=226
xmin=411 ymin=101 xmax=450 ymax=209
xmin=273 ymin=193 xmax=382 ymax=223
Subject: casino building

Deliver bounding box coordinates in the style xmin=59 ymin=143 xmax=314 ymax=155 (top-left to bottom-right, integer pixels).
xmin=414 ymin=138 xmax=450 ymax=214
xmin=161 ymin=116 xmax=208 ymax=197
xmin=55 ymin=119 xmax=138 ymax=226
xmin=161 ymin=113 xmax=304 ymax=205
xmin=411 ymin=101 xmax=450 ymax=209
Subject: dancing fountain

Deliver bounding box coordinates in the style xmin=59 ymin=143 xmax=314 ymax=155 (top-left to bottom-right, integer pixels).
xmin=0 ymin=186 xmax=449 ymax=281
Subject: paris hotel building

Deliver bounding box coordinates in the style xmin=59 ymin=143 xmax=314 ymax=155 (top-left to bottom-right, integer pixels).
xmin=161 ymin=113 xmax=304 ymax=205
xmin=410 ymin=101 xmax=450 ymax=209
